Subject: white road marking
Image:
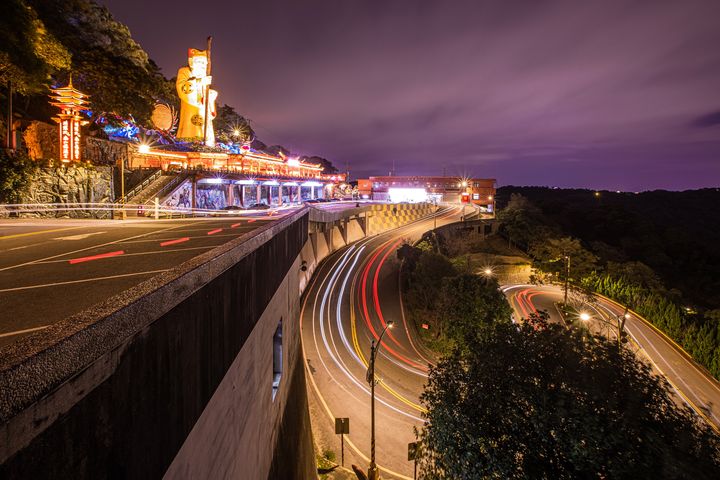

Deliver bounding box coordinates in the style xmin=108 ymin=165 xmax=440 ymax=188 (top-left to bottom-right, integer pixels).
xmin=53 ymin=232 xmax=106 ymax=241
xmin=0 ymin=269 xmax=169 ymax=293
xmin=0 ymin=223 xmax=192 ymax=273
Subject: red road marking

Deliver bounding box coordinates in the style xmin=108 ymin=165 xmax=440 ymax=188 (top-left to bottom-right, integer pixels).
xmin=231 ymin=222 xmax=242 ymax=228
xmin=207 ymin=228 xmax=222 ymax=235
xmin=160 ymin=237 xmax=190 ymax=247
xmin=247 ymin=219 xmax=256 ymax=223
xmin=69 ymin=250 xmax=124 ymax=264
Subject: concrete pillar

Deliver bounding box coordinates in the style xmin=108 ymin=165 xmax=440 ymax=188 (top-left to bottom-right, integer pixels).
xmin=278 ymin=186 xmax=283 ymax=205
xmin=226 ymin=184 xmax=235 ymax=206
xmin=256 ymin=184 xmax=261 ymax=205
xmin=239 ymin=184 xmax=245 ymax=207
xmin=266 ymin=186 xmax=272 ymax=205
xmin=310 ymin=186 xmax=315 ymax=200
xmin=191 ymin=177 xmax=197 ymax=209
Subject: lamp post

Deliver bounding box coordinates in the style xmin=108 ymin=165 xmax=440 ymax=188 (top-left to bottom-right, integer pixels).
xmin=579 ymin=309 xmax=629 ymax=348
xmin=563 ymin=255 xmax=570 ymax=307
xmin=367 ymin=320 xmax=394 ymax=480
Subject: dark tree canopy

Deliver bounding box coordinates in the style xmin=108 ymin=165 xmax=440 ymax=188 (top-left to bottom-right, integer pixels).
xmin=418 ymin=322 xmax=720 ymax=479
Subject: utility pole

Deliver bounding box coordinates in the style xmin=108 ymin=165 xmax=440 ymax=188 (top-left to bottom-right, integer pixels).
xmin=5 ymin=79 xmax=13 ymax=150
xmin=119 ymin=156 xmax=126 ymax=219
xmin=366 ymin=321 xmax=394 ymax=480
xmin=563 ymin=255 xmax=570 ymax=307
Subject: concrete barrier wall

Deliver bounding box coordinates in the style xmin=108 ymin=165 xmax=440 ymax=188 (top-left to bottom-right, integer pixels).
xmin=305 ymin=203 xmax=433 ymax=267
xmin=0 ymin=209 xmax=314 ymax=479
xmin=367 ymin=202 xmax=432 ymax=235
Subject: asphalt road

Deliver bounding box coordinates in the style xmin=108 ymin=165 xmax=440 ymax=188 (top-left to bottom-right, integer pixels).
xmin=504 ymin=284 xmax=720 ymax=432
xmin=301 ymin=206 xmax=462 ymax=479
xmin=0 ymin=211 xmax=292 ymax=347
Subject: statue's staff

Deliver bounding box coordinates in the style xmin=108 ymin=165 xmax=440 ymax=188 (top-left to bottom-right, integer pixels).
xmin=202 ymin=35 xmax=212 ymax=145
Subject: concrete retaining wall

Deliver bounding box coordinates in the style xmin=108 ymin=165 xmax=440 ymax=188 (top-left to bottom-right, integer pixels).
xmin=0 ymin=209 xmax=314 ymax=479
xmin=367 ymin=202 xmax=433 ymax=235
xmin=304 ymin=203 xmax=433 ymax=269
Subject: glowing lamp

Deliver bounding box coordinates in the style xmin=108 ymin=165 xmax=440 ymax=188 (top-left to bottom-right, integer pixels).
xmin=138 ymin=143 xmax=150 ymax=154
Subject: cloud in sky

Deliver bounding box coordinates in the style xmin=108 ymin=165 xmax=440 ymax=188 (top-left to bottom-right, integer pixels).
xmin=100 ymin=0 xmax=720 ymax=190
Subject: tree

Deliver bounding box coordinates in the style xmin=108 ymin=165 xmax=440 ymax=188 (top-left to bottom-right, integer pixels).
xmin=406 ymin=252 xmax=457 ymax=312
xmin=20 ymin=0 xmax=174 ymax=124
xmin=0 ymin=0 xmax=71 ymax=95
xmin=530 ymin=236 xmax=598 ymax=287
xmin=497 ymin=194 xmax=554 ymax=250
xmin=417 ymin=322 xmax=720 ymax=479
xmin=0 ymin=149 xmax=37 ymax=203
xmin=213 ymin=104 xmax=255 ymax=144
xmin=437 ymin=274 xmax=511 ymax=346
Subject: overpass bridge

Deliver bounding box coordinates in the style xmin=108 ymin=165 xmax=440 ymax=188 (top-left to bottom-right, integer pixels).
xmin=0 ymin=202 xmax=435 ymax=479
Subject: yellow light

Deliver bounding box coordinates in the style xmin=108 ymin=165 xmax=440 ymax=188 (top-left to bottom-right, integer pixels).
xmin=233 ymin=129 xmax=240 ymax=136
xmin=579 ymin=312 xmax=591 ymax=321
xmin=462 ymin=181 xmax=468 ymax=187
xmin=483 ymin=268 xmax=493 ymax=276
xmin=488 ymin=195 xmax=493 ymax=200
xmin=138 ymin=144 xmax=150 ymax=154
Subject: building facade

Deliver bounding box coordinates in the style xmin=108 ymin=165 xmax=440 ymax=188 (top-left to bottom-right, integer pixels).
xmin=357 ymin=175 xmax=496 ymax=211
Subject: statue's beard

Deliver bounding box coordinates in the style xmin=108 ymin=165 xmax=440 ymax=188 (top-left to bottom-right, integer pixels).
xmin=191 ymin=65 xmax=206 ymax=77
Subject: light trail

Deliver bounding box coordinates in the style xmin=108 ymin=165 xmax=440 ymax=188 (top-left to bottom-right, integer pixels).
xmin=302 ymin=205 xmax=465 ymax=477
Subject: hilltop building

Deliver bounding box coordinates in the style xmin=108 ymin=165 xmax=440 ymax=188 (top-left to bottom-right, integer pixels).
xmin=357 ymin=175 xmax=496 ymax=211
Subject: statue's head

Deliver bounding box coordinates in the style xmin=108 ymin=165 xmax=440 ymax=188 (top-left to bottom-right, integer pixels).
xmin=188 ymin=48 xmax=208 ymax=77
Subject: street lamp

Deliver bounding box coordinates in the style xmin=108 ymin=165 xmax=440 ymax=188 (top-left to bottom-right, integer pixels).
xmin=579 ymin=309 xmax=629 ymax=346
xmin=366 ymin=320 xmax=394 ymax=480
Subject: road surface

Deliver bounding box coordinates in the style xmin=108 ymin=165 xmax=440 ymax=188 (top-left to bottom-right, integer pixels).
xmin=504 ymin=284 xmax=720 ymax=432
xmin=302 ymin=206 xmax=462 ymax=479
xmin=0 ymin=211 xmax=291 ymax=347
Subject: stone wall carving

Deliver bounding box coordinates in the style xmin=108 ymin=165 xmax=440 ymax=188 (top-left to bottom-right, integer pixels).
xmin=18 ymin=165 xmax=114 ymax=218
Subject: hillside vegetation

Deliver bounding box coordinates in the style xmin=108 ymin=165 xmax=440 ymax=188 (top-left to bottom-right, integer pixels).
xmin=496 ymin=186 xmax=720 ymax=378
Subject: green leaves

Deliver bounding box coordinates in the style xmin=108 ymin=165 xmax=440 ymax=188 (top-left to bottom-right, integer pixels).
xmin=417 ymin=323 xmax=720 ymax=479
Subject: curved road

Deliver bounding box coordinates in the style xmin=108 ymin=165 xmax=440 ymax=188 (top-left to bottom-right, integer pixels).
xmin=301 ymin=206 xmax=462 ymax=478
xmin=505 ymin=284 xmax=720 ymax=432
xmin=303 ymin=221 xmax=720 ymax=478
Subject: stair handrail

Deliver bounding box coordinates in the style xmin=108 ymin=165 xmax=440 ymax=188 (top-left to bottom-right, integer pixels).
xmin=123 ymin=169 xmax=162 ymax=203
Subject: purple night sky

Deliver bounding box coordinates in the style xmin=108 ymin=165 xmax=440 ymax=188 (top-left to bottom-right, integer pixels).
xmin=99 ymin=0 xmax=720 ymax=190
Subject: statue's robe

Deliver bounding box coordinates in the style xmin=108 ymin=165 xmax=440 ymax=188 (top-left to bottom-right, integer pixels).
xmin=176 ymin=66 xmax=217 ymax=145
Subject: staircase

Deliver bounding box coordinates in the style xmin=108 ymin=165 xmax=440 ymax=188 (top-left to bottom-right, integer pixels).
xmin=122 ymin=172 xmax=190 ymax=217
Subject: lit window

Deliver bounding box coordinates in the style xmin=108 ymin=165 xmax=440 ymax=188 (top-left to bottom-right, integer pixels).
xmin=272 ymin=320 xmax=283 ymax=400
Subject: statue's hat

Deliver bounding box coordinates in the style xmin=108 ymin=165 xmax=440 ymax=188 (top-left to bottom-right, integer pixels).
xmin=188 ymin=48 xmax=208 ymax=59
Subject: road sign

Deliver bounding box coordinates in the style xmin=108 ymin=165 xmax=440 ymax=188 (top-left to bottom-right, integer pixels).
xmin=407 ymin=441 xmax=418 ymax=461
xmin=335 ymin=417 xmax=350 ymax=434
xmin=408 ymin=442 xmax=419 ymax=480
xmin=335 ymin=418 xmax=350 ymax=466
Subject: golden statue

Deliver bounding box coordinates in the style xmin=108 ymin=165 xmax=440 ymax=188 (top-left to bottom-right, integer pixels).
xmin=176 ymin=47 xmax=217 ymax=146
